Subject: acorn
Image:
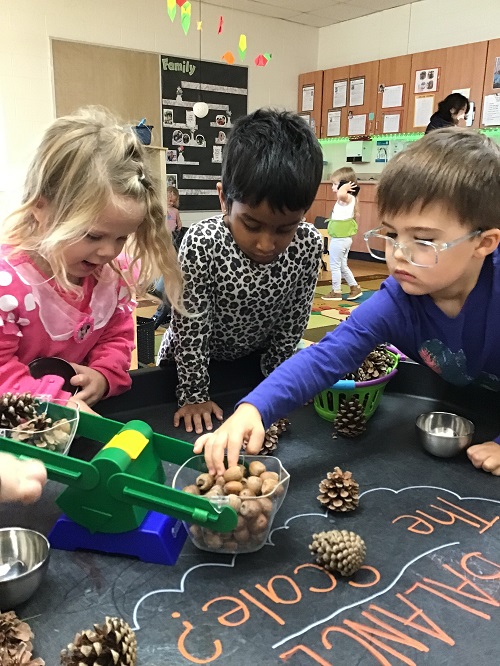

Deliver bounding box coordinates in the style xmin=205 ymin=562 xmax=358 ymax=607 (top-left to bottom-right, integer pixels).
xmin=196 ymin=473 xmax=215 ymax=492
xmin=248 ymin=461 xmax=266 ymax=477
xmin=224 ymin=466 xmax=244 ymax=482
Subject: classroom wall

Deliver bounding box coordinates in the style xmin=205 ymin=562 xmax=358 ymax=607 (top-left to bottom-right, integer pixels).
xmin=0 ymin=0 xmax=318 ymax=223
xmin=318 ymin=0 xmax=500 ymax=69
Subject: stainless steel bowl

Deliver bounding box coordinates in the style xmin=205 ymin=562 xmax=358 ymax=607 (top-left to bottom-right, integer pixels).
xmin=416 ymin=412 xmax=474 ymax=458
xmin=0 ymin=528 xmax=50 ymax=608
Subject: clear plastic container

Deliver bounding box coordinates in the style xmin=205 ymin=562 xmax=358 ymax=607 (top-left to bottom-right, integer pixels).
xmin=0 ymin=398 xmax=80 ymax=455
xmin=172 ymin=455 xmax=290 ymax=554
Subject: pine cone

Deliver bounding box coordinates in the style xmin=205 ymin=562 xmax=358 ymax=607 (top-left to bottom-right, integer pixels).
xmin=309 ymin=529 xmax=366 ymax=576
xmin=252 ymin=418 xmax=290 ymax=455
xmin=60 ymin=617 xmax=137 ymax=666
xmin=333 ymin=396 xmax=366 ymax=438
xmin=317 ymin=467 xmax=359 ymax=512
xmin=344 ymin=345 xmax=394 ymax=382
xmin=0 ymin=392 xmax=37 ymax=429
xmin=0 ymin=611 xmax=45 ymax=666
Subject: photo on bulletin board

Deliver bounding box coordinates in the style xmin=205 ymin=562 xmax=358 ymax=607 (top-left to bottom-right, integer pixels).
xmin=414 ymin=68 xmax=439 ymax=94
xmin=493 ymin=57 xmax=500 ymax=89
xmin=298 ymin=112 xmax=311 ymax=126
xmin=302 ymin=85 xmax=315 ymax=112
xmin=161 ymin=54 xmax=248 ymax=211
xmin=166 ymin=173 xmax=178 ymax=189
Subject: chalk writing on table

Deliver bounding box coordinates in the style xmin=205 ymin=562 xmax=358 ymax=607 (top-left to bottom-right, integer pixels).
xmin=131 ymin=486 xmax=500 ymax=665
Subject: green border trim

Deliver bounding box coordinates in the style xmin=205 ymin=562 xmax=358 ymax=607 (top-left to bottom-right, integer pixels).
xmin=319 ymin=127 xmax=500 ymax=145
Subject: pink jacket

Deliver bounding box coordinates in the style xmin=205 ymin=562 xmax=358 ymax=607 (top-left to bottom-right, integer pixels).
xmin=0 ymin=247 xmax=135 ymax=402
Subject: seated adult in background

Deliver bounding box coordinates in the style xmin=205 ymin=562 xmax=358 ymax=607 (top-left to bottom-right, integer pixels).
xmin=425 ymin=93 xmax=470 ymax=133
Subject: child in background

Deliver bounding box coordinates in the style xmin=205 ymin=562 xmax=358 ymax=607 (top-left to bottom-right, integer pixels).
xmin=195 ymin=128 xmax=500 ymax=478
xmin=0 ymin=107 xmax=182 ymax=407
xmin=322 ymin=166 xmax=362 ymax=301
xmin=0 ymin=454 xmax=46 ymax=503
xmin=166 ymin=185 xmax=182 ymax=237
xmin=158 ymin=109 xmax=323 ymax=434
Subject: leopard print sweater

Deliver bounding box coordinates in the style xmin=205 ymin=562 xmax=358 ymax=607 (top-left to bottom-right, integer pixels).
xmin=157 ymin=215 xmax=323 ymax=406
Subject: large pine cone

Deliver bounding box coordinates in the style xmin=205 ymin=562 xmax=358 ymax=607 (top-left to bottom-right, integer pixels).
xmin=333 ymin=396 xmax=366 ymax=438
xmin=344 ymin=345 xmax=394 ymax=382
xmin=309 ymin=529 xmax=366 ymax=576
xmin=0 ymin=392 xmax=37 ymax=429
xmin=317 ymin=467 xmax=359 ymax=512
xmin=60 ymin=617 xmax=137 ymax=666
xmin=0 ymin=611 xmax=45 ymax=665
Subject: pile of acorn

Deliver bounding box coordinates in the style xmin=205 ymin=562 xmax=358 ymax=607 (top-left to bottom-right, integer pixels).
xmin=183 ymin=460 xmax=284 ymax=553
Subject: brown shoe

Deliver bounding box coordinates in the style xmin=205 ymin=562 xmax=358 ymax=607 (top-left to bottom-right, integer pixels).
xmin=347 ymin=285 xmax=363 ymax=300
xmin=322 ymin=290 xmax=343 ymax=301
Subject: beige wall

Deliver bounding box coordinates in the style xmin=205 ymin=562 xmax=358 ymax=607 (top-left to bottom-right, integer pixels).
xmin=318 ymin=0 xmax=500 ymax=69
xmin=0 ymin=0 xmax=318 ymax=222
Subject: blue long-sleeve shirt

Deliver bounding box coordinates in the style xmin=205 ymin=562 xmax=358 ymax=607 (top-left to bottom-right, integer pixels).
xmin=243 ymin=250 xmax=500 ymax=443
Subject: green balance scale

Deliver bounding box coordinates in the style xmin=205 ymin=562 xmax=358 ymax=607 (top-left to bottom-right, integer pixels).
xmin=0 ymin=406 xmax=237 ymax=565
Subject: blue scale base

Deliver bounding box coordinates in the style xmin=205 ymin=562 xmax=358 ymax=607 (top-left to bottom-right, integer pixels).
xmin=49 ymin=511 xmax=188 ymax=565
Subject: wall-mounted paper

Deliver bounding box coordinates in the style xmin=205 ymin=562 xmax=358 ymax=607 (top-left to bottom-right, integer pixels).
xmin=452 ymin=88 xmax=470 ymax=98
xmin=327 ymin=110 xmax=341 ymax=137
xmin=414 ymin=68 xmax=438 ymax=93
xmin=349 ymin=77 xmax=365 ymax=107
xmin=482 ymin=94 xmax=500 ymax=126
xmin=493 ymin=57 xmax=500 ymax=89
xmin=333 ymin=80 xmax=347 ymax=107
xmin=383 ymin=113 xmax=400 ymax=133
xmin=302 ymin=85 xmax=314 ymax=112
xmin=348 ymin=113 xmax=366 ymax=135
xmin=414 ymin=94 xmax=434 ymax=127
xmin=382 ymin=84 xmax=403 ymax=108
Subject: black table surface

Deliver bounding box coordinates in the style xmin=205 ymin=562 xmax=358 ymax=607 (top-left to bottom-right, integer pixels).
xmin=1 ymin=359 xmax=499 ymax=666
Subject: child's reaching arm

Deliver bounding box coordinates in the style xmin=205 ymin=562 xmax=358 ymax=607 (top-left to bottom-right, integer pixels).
xmin=467 ymin=442 xmax=500 ymax=475
xmin=260 ymin=230 xmax=323 ymax=375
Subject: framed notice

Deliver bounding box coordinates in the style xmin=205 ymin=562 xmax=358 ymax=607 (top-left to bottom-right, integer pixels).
xmin=348 ymin=113 xmax=366 ymax=135
xmin=414 ymin=68 xmax=439 ymax=94
xmin=327 ymin=110 xmax=341 ymax=137
xmin=382 ymin=113 xmax=401 ymax=133
xmin=332 ymin=80 xmax=347 ymax=108
xmin=382 ymin=84 xmax=404 ymax=108
xmin=302 ymin=85 xmax=314 ymax=112
xmin=298 ymin=112 xmax=311 ymax=126
xmin=414 ymin=94 xmax=435 ymax=127
xmin=349 ymin=77 xmax=365 ymax=107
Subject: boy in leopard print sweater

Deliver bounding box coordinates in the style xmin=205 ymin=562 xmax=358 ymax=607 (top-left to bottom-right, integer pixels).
xmin=157 ymin=109 xmax=323 ymax=434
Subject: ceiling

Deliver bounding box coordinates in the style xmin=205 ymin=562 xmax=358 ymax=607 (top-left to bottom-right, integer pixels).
xmin=201 ymin=0 xmax=421 ymax=28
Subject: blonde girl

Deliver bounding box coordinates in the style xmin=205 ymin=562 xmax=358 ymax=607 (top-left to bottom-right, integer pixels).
xmin=0 ymin=107 xmax=182 ymax=406
xmin=322 ymin=166 xmax=362 ymax=301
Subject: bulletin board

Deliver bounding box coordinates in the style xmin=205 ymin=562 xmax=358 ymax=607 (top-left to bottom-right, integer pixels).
xmin=51 ymin=40 xmax=161 ymax=138
xmin=160 ymin=54 xmax=248 ymax=211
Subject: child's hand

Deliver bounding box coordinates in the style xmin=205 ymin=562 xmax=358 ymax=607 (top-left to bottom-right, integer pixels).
xmin=194 ymin=403 xmax=265 ymax=476
xmin=70 ymin=364 xmax=108 ymax=405
xmin=174 ymin=401 xmax=224 ymax=434
xmin=0 ymin=453 xmax=47 ymax=503
xmin=467 ymin=442 xmax=500 ymax=475
xmin=339 ymin=181 xmax=356 ymax=195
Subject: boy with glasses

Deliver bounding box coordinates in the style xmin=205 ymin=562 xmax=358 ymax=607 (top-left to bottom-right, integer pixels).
xmin=195 ymin=128 xmax=500 ymax=478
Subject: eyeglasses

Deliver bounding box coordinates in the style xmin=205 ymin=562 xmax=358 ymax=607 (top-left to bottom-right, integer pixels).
xmin=363 ymin=227 xmax=482 ymax=267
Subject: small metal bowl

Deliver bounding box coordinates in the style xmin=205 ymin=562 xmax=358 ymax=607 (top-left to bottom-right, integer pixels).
xmin=0 ymin=528 xmax=50 ymax=608
xmin=416 ymin=412 xmax=474 ymax=458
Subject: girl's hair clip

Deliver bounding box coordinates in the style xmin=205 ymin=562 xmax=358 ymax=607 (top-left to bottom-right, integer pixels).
xmin=139 ymin=173 xmax=151 ymax=189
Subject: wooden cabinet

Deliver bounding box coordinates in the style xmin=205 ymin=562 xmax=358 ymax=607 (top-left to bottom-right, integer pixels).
xmin=347 ymin=60 xmax=380 ymax=136
xmin=481 ymin=39 xmax=500 ymax=128
xmin=298 ymin=71 xmax=323 ymax=138
xmin=442 ymin=42 xmax=487 ymax=129
xmin=321 ymin=65 xmax=349 ymax=138
xmin=407 ymin=48 xmax=448 ymax=131
xmin=375 ymin=55 xmax=412 ymax=135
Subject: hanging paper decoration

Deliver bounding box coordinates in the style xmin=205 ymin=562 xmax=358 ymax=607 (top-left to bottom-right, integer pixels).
xmin=176 ymin=0 xmax=185 ymax=5
xmin=264 ymin=53 xmax=272 ymax=61
xmin=181 ymin=1 xmax=191 ymax=34
xmin=238 ymin=34 xmax=247 ymax=62
xmin=167 ymin=0 xmax=176 ymax=22
xmin=255 ymin=54 xmax=269 ymax=67
xmin=197 ymin=20 xmax=203 ymax=30
xmin=222 ymin=51 xmax=235 ymax=65
xmin=217 ymin=16 xmax=224 ymax=34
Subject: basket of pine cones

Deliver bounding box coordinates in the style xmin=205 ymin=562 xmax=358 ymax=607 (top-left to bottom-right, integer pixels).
xmin=0 ymin=393 xmax=80 ymax=455
xmin=313 ymin=345 xmax=402 ymax=436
